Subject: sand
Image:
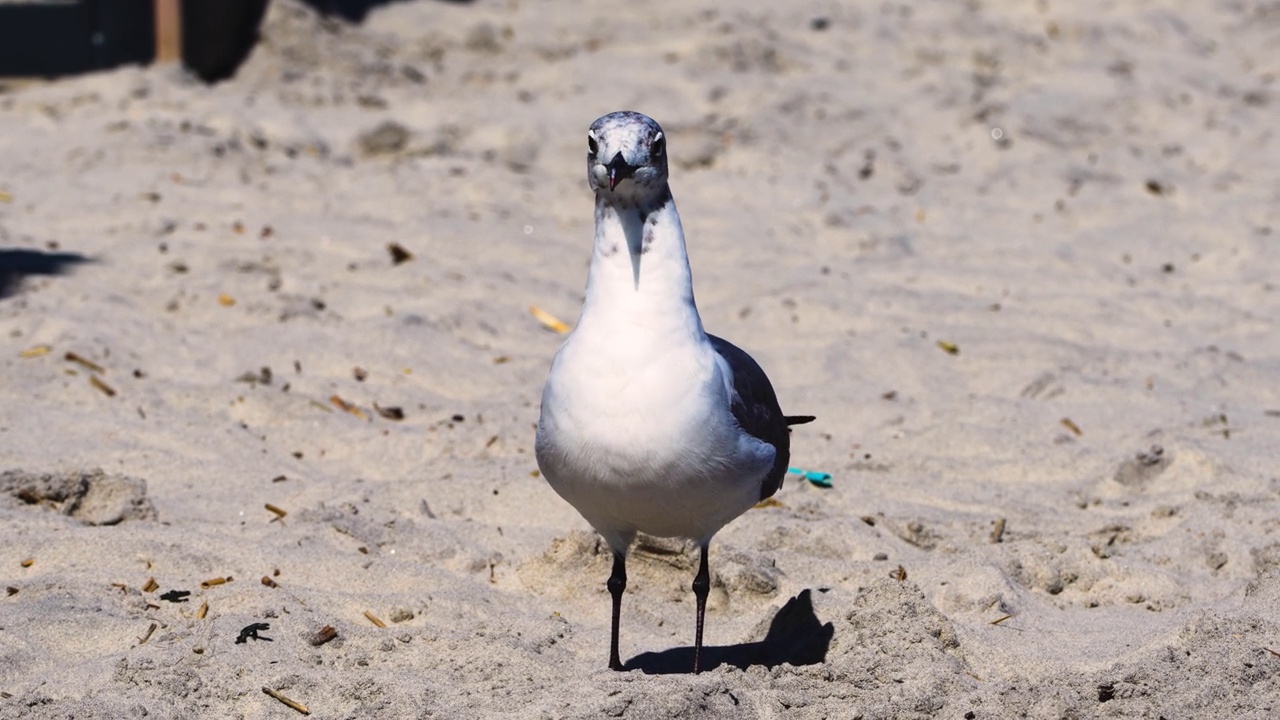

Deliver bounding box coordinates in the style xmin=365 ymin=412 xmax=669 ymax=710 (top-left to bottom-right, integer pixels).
xmin=1 ymin=0 xmax=1278 ymax=717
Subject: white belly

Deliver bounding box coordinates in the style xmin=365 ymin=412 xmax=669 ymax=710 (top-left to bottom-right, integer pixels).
xmin=535 ymin=335 xmax=775 ymax=546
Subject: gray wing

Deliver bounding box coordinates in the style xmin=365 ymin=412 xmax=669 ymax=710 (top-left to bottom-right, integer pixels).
xmin=708 ymin=335 xmax=811 ymax=501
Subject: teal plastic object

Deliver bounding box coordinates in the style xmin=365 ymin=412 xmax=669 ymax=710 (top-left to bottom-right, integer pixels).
xmin=788 ymin=467 xmax=833 ymax=488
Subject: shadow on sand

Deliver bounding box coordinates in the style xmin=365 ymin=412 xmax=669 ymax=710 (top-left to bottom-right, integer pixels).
xmin=0 ymin=248 xmax=91 ymax=298
xmin=625 ymin=588 xmax=834 ymax=675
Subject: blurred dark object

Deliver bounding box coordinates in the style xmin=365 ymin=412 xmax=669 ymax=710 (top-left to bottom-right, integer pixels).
xmin=182 ymin=0 xmax=268 ymax=82
xmin=0 ymin=249 xmax=92 ymax=299
xmin=0 ymin=0 xmax=155 ymax=77
xmin=300 ymin=0 xmax=470 ymax=24
xmin=0 ymin=0 xmax=268 ymax=83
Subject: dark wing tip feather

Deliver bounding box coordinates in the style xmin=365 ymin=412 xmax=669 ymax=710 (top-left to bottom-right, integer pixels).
xmin=706 ymin=334 xmax=798 ymax=502
xmin=785 ymin=415 xmax=816 ymax=426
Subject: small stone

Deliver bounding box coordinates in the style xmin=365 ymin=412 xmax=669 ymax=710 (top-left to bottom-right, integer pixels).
xmin=358 ymin=122 xmax=410 ymax=156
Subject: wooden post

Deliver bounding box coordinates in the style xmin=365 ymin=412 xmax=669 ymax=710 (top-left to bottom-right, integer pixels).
xmin=154 ymin=0 xmax=181 ymax=63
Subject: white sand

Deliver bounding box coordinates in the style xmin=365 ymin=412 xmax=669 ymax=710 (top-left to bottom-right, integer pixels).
xmin=1 ymin=0 xmax=1278 ymax=716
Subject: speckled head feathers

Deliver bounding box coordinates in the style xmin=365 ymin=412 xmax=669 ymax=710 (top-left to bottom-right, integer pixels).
xmin=587 ymin=111 xmax=669 ymax=202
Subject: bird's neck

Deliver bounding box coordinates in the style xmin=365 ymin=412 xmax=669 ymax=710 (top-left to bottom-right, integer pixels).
xmin=579 ymin=188 xmax=705 ymax=341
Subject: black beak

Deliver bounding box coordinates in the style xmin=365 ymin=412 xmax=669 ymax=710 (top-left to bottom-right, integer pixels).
xmin=606 ymin=152 xmax=636 ymax=191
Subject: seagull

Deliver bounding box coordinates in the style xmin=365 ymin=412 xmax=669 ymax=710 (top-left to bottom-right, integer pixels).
xmin=535 ymin=111 xmax=814 ymax=674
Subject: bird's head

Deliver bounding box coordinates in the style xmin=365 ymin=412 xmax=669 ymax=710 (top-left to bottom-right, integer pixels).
xmin=586 ymin=111 xmax=669 ymax=205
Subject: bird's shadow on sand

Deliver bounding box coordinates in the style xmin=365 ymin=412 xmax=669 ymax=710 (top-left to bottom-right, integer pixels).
xmin=625 ymin=588 xmax=834 ymax=675
xmin=0 ymin=248 xmax=92 ymax=298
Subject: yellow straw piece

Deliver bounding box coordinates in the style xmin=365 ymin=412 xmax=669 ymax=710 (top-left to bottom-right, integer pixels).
xmin=530 ymin=305 xmax=571 ymax=334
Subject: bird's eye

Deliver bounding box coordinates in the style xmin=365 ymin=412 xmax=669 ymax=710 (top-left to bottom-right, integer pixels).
xmin=650 ymin=132 xmax=665 ymax=156
xmin=588 ymin=135 xmax=598 ymax=156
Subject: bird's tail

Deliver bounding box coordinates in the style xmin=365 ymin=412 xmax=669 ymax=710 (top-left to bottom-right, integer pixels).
xmin=785 ymin=415 xmax=816 ymax=426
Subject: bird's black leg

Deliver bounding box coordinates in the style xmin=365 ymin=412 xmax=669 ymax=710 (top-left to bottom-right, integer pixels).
xmin=608 ymin=551 xmax=627 ymax=671
xmin=692 ymin=543 xmax=711 ymax=674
